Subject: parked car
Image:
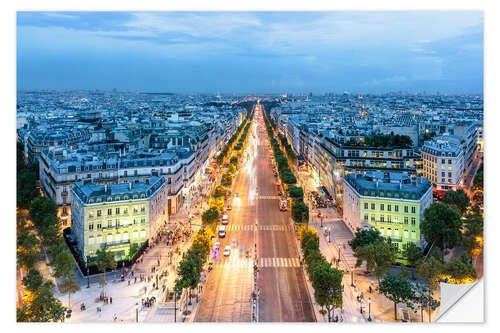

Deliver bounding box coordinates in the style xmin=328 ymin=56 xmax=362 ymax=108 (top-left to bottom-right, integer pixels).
xmin=218 ymin=226 xmax=226 ymax=238
xmin=223 ymin=246 xmax=231 ymax=256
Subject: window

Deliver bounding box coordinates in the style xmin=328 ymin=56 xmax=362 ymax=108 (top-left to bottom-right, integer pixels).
xmin=97 ymin=210 xmax=102 ymax=217
xmin=404 ymin=206 xmax=408 ymax=213
xmin=380 ymin=204 xmax=384 ymax=211
xmin=380 ymin=228 xmax=384 ymax=236
xmin=89 ymin=237 xmax=95 ymax=245
xmin=380 ymin=216 xmax=385 ymax=222
xmin=386 ymin=228 xmax=392 ymax=237
xmin=141 ymin=206 xmax=146 ymax=213
xmin=441 ymin=165 xmax=445 ymax=170
xmin=442 ymin=172 xmax=445 ymax=177
xmin=364 ymin=203 xmax=368 ymax=209
xmin=404 ymin=230 xmax=409 ymax=238
xmin=124 ymin=208 xmax=128 ymax=214
xmin=411 ymin=231 xmax=416 ymax=240
xmin=115 ymin=233 xmax=121 ymax=242
xmin=441 ymin=159 xmax=445 ymax=164
xmin=364 ymin=214 xmax=368 ymax=222
xmin=116 ymin=207 xmax=120 ymax=215
xmin=394 ymin=205 xmax=399 ymax=212
xmin=116 ymin=219 xmax=120 ymax=227
xmin=388 ymin=215 xmax=392 ymax=222
xmin=371 ymin=215 xmax=375 ymax=222
xmin=411 ymin=207 xmax=416 ymax=214
xmin=388 ymin=205 xmax=392 ymax=212
xmin=89 ymin=224 xmax=94 ymax=230
xmin=141 ymin=218 xmax=146 ymax=224
xmin=132 ymin=231 xmax=138 ymax=239
xmin=107 ymin=234 xmax=113 ymax=243
xmin=404 ymin=217 xmax=408 ymax=224
xmin=88 ymin=211 xmax=94 ymax=218
xmin=108 ymin=208 xmax=112 ymax=216
xmin=96 ymin=235 xmax=102 ymax=244
xmin=448 ymin=159 xmax=452 ymax=164
xmin=124 ymin=171 xmax=128 ymax=177
xmin=123 ymin=232 xmax=129 ymax=241
xmin=97 ymin=223 xmax=102 ymax=230
xmin=448 ymin=172 xmax=452 ymax=177
xmin=371 ymin=203 xmax=375 ymax=210
xmin=140 ymin=230 xmax=146 ymax=238
xmin=133 ymin=219 xmax=137 ymax=224
xmin=448 ymin=166 xmax=452 ymax=171
xmin=394 ymin=229 xmax=399 ymax=238
xmin=133 ymin=206 xmax=138 ymax=213
xmin=108 ymin=220 xmax=113 ymax=228
xmin=411 ymin=217 xmax=416 ymax=225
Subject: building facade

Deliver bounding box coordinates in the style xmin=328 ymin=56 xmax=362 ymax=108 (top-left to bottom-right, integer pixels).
xmin=343 ymin=171 xmax=432 ymax=251
xmin=71 ymin=176 xmax=168 ymax=262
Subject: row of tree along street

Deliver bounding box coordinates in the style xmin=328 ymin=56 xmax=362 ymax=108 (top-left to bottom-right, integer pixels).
xmin=216 ymin=111 xmax=254 ymax=166
xmin=298 ymin=226 xmax=343 ymax=322
xmin=262 ymin=107 xmax=309 ymax=225
xmin=348 ymin=188 xmax=482 ymax=321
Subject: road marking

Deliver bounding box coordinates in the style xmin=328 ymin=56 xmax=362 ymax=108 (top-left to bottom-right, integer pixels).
xmin=257 ymin=195 xmax=280 ymax=199
xmin=257 ymin=257 xmax=301 ymax=268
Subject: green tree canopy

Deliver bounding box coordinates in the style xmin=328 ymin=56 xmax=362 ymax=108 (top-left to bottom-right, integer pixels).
xmin=421 ymin=203 xmax=463 ymax=256
xmin=403 ymin=242 xmax=424 ymax=268
xmin=17 ymin=281 xmax=65 ymax=322
xmin=201 ymin=207 xmax=220 ymax=225
xmin=95 ymin=249 xmax=117 ymax=283
xmin=53 ymin=250 xmax=76 ymax=279
xmin=230 ymin=156 xmax=238 ymax=165
xmin=213 ymin=185 xmax=228 ymax=198
xmin=17 ymin=230 xmax=40 ymax=270
xmin=354 ymin=239 xmax=396 ymax=282
xmin=281 ymin=169 xmax=297 ymax=185
xmin=473 ymin=162 xmax=483 ymax=190
xmin=415 ymin=257 xmax=445 ymax=292
xmin=30 ymin=197 xmax=58 ymax=229
xmin=58 ymin=272 xmax=80 ymax=308
xmin=23 ymin=268 xmax=43 ymax=293
xmin=462 ymin=205 xmax=483 ymax=256
xmin=311 ymin=264 xmax=343 ymax=321
xmin=291 ymin=201 xmax=309 ymax=224
xmin=289 ymin=186 xmax=304 ymax=201
xmin=378 ymin=273 xmax=416 ymax=320
xmin=441 ymin=189 xmax=470 ymax=216
xmin=444 ymin=253 xmax=477 ymax=282
xmin=348 ymin=227 xmax=383 ymax=251
xmin=221 ymin=173 xmax=233 ymax=186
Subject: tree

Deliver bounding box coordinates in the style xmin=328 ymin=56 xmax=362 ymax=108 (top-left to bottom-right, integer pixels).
xmin=462 ymin=205 xmax=484 ymax=256
xmin=58 ymin=272 xmax=80 ymax=308
xmin=473 ymin=162 xmax=483 ymax=190
xmin=30 ymin=197 xmax=58 ymax=229
xmin=291 ymin=201 xmax=309 ymax=224
xmin=311 ymin=264 xmax=343 ymax=322
xmin=420 ymin=203 xmax=462 ymax=259
xmin=281 ymin=169 xmax=297 ymax=185
xmin=221 ymin=173 xmax=233 ymax=186
xmin=17 ymin=168 xmax=39 ymax=209
xmin=23 ymin=268 xmax=43 ymax=292
xmin=378 ymin=273 xmax=416 ymax=321
xmin=53 ymin=250 xmax=76 ymax=280
xmin=289 ymin=186 xmax=304 ymax=201
xmin=348 ymin=227 xmax=383 ymax=251
xmin=17 ymin=281 xmax=65 ymax=322
xmin=17 ymin=230 xmax=40 ymax=270
xmin=228 ymin=164 xmax=236 ymax=174
xmin=403 ymin=243 xmax=424 ymax=268
xmin=201 ymin=207 xmax=220 ymax=225
xmin=192 ymin=230 xmax=212 ymax=258
xmin=95 ymin=249 xmax=117 ymax=286
xmin=444 ymin=253 xmax=477 ymax=283
xmin=441 ymin=189 xmax=470 ymax=216
xmin=416 ymin=257 xmax=444 ymax=292
xmin=230 ymin=156 xmax=238 ymax=165
xmin=213 ymin=185 xmax=228 ymax=198
xmin=354 ymin=239 xmax=396 ymax=282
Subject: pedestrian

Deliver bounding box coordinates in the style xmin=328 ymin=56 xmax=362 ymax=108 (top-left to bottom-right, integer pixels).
xmin=135 ymin=277 xmax=137 ymax=283
xmin=128 ymin=279 xmax=131 ymax=286
xmin=110 ymin=297 xmax=112 ymax=304
xmin=369 ymin=285 xmax=372 ymax=293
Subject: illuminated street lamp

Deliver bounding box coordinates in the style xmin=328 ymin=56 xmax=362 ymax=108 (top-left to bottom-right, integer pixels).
xmin=350 ymin=268 xmax=354 ymax=287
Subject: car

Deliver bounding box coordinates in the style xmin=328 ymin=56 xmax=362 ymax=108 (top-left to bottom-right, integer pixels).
xmin=222 ymin=214 xmax=229 ymax=225
xmin=218 ymin=226 xmax=226 ymax=238
xmin=214 ymin=241 xmax=220 ymax=250
xmin=223 ymin=246 xmax=231 ymax=256
xmin=227 ymin=205 xmax=232 ymax=211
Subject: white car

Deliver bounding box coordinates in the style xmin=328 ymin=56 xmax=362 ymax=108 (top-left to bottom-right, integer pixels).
xmin=214 ymin=241 xmax=220 ymax=250
xmin=223 ymin=246 xmax=231 ymax=256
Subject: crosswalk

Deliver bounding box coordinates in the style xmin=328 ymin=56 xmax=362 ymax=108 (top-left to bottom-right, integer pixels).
xmin=213 ymin=256 xmax=301 ymax=269
xmin=223 ymin=225 xmax=293 ymax=232
xmin=257 ymin=195 xmax=280 ymax=200
xmin=260 ymin=257 xmax=300 ymax=268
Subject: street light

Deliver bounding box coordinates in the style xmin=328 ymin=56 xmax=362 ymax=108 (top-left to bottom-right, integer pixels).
xmin=87 ymin=267 xmax=90 ymax=288
xmin=350 ymin=268 xmax=354 ymax=287
xmin=136 ymin=303 xmax=139 ymax=323
xmin=368 ymin=297 xmax=372 ymax=321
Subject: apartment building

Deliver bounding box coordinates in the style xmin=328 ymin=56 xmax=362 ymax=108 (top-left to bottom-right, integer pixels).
xmin=71 ymin=176 xmax=168 ymax=262
xmin=343 ymin=171 xmax=432 ymax=250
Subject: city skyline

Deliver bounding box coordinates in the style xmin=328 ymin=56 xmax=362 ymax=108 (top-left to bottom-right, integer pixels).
xmin=17 ymin=11 xmax=483 ymax=94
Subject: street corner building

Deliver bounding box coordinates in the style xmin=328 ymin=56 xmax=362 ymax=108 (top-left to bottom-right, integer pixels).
xmin=70 ymin=176 xmax=169 ymax=263
xmin=343 ymin=171 xmax=433 ymax=253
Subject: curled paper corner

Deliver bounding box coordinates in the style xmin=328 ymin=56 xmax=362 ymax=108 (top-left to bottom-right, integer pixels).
xmin=436 ymin=279 xmax=484 ymax=323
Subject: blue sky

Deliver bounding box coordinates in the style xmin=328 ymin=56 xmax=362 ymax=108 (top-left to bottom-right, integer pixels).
xmin=16 ymin=11 xmax=483 ymax=93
